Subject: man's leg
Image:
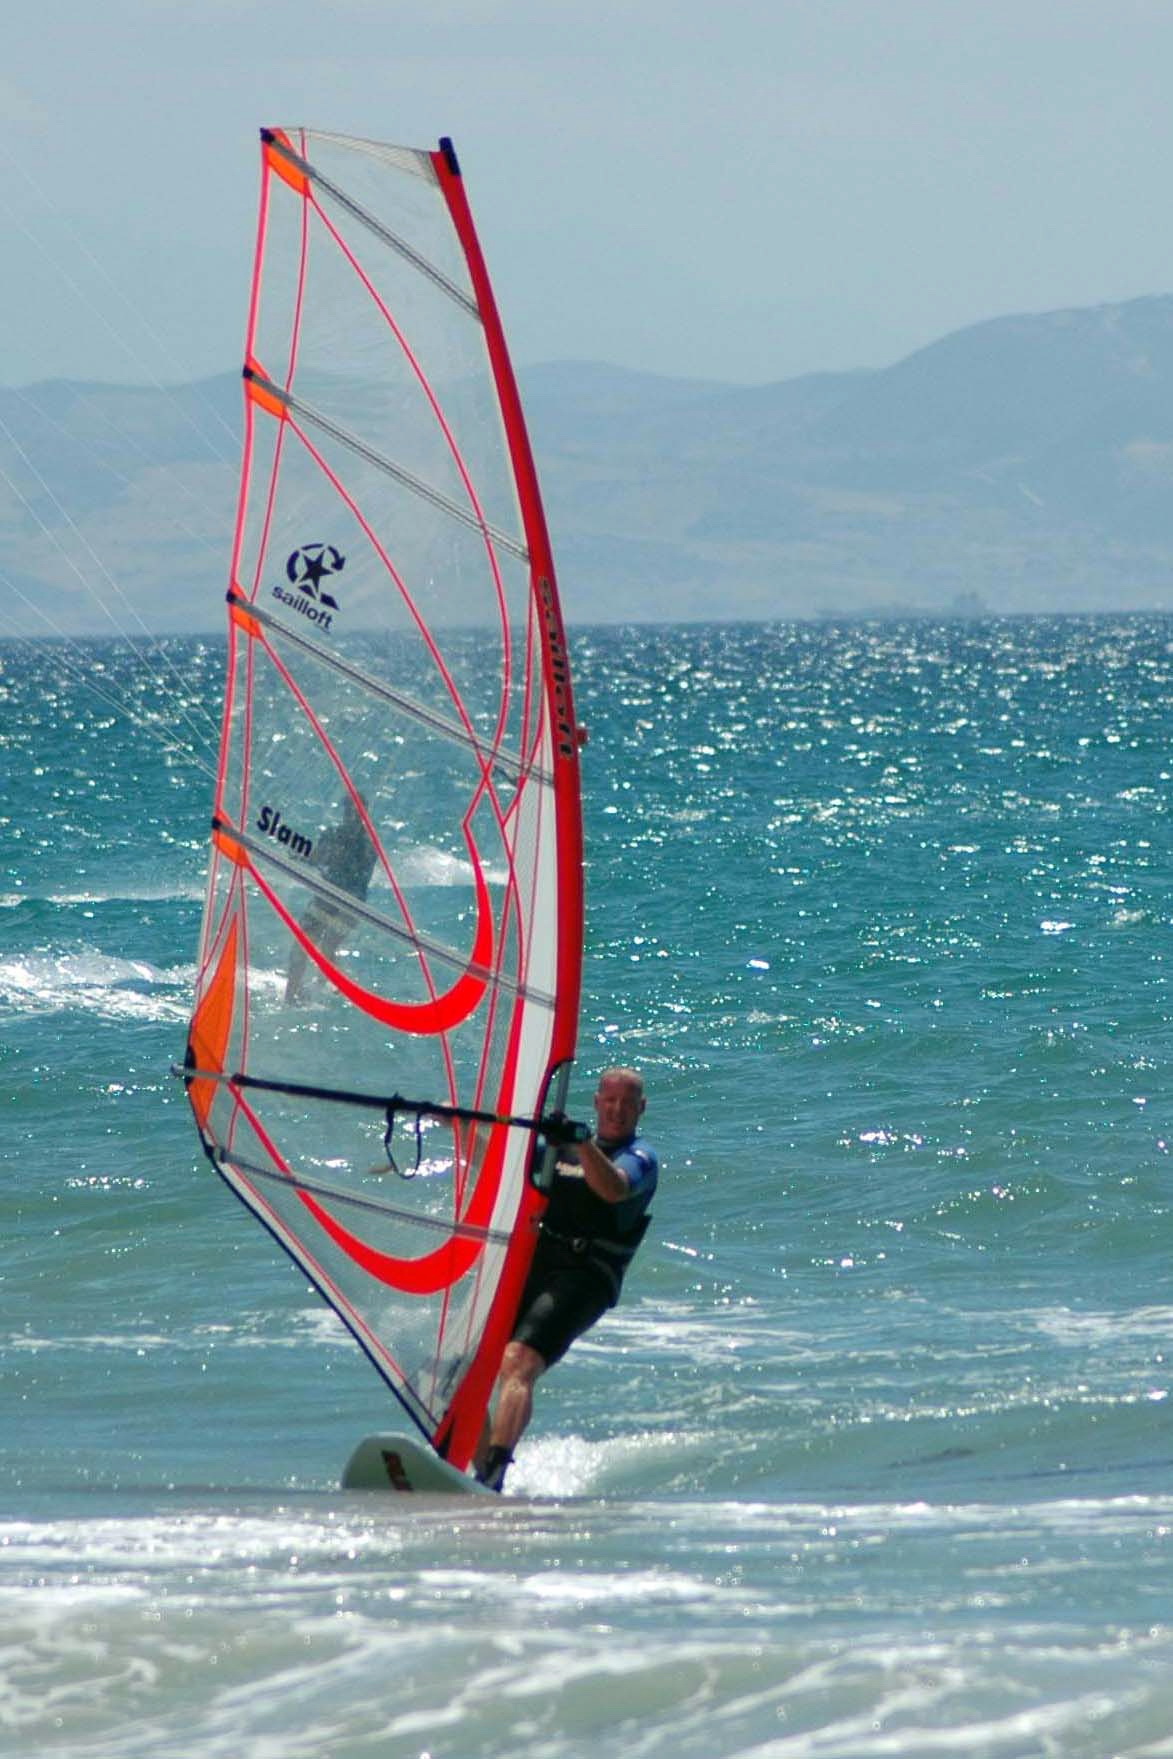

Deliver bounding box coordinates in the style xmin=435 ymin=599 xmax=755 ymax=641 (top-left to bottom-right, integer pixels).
xmin=476 ymin=1273 xmax=611 ymax=1490
xmin=285 ymin=941 xmax=307 ymax=1004
xmin=491 ymin=1340 xmax=546 ymax=1452
xmin=477 ymin=1341 xmax=546 ymax=1490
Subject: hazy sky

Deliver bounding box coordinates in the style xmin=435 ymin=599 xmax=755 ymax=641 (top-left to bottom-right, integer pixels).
xmin=5 ymin=0 xmax=1173 ymax=389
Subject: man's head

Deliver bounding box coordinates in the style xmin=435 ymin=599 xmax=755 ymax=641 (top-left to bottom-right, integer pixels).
xmin=593 ymin=1067 xmax=646 ymax=1146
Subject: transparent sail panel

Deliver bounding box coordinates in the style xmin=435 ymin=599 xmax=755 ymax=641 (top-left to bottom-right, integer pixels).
xmin=186 ymin=130 xmax=582 ymax=1468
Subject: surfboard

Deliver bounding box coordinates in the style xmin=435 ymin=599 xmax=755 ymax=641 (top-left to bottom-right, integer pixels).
xmin=341 ymin=1431 xmax=492 ymax=1495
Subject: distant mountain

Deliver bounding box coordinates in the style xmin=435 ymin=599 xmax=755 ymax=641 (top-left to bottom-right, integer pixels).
xmin=3 ymin=295 xmax=1173 ymax=633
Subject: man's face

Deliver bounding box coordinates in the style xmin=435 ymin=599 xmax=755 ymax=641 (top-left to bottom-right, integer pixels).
xmin=594 ymin=1075 xmax=644 ymax=1144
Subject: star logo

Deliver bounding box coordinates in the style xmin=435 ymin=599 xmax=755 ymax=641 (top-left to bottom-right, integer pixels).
xmin=286 ymin=543 xmax=345 ymax=609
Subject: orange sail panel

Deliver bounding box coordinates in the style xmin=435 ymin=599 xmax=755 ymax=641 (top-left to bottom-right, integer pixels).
xmin=184 ymin=130 xmax=583 ymax=1470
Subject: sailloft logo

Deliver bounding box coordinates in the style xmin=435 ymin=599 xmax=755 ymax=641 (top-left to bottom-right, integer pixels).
xmin=272 ymin=543 xmax=346 ymax=632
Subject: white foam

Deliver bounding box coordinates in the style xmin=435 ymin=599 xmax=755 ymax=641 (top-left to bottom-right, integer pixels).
xmin=509 ymin=1425 xmax=708 ymax=1501
xmin=1034 ymin=1304 xmax=1173 ymax=1346
xmin=0 ymin=882 xmax=204 ymax=907
xmin=0 ymin=1509 xmax=393 ymax=1575
xmin=5 ymin=1310 xmax=361 ymax=1358
xmin=6 ymin=1331 xmax=190 ymax=1355
xmin=588 ymin=1298 xmax=802 ymax=1368
xmin=385 ymin=845 xmax=471 ymax=887
xmin=381 ymin=844 xmax=508 ymax=888
xmin=0 ymin=950 xmax=193 ymax=1021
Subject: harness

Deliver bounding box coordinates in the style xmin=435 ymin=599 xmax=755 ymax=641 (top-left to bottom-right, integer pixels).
xmin=538 ymin=1211 xmax=651 ymax=1302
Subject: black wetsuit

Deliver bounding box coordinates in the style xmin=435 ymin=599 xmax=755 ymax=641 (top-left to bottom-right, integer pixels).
xmin=511 ymin=1133 xmax=658 ymax=1366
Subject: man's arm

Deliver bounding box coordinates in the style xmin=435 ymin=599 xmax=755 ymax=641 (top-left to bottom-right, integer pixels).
xmin=576 ymin=1138 xmax=633 ymax=1204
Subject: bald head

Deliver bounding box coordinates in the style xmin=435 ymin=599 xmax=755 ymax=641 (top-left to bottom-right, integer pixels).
xmin=593 ymin=1067 xmax=646 ymax=1146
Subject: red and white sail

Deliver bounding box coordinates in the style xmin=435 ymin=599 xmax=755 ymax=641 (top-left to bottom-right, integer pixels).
xmin=185 ymin=130 xmax=583 ymax=1469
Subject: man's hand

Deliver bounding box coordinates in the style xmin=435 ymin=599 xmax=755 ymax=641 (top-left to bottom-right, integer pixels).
xmin=541 ymin=1112 xmax=591 ymax=1147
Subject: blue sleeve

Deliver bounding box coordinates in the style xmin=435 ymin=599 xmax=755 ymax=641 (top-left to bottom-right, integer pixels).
xmin=612 ymin=1138 xmax=658 ymax=1209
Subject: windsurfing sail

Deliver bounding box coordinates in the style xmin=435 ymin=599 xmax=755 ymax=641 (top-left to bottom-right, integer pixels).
xmin=183 ymin=130 xmax=584 ymax=1471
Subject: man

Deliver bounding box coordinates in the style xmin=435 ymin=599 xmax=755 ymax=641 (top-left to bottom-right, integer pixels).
xmin=476 ymin=1067 xmax=659 ymax=1492
xmin=285 ymin=793 xmax=378 ymax=1003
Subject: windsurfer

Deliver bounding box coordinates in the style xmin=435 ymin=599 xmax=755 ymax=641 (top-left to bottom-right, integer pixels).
xmin=476 ymin=1067 xmax=658 ymax=1491
xmin=285 ymin=793 xmax=378 ymax=1003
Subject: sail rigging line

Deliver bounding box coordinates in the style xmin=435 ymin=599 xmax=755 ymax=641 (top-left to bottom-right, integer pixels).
xmin=0 ymin=467 xmax=223 ymax=769
xmin=0 ymin=432 xmax=222 ymax=762
xmin=0 ymin=149 xmax=239 ymax=455
xmin=0 ymin=375 xmax=232 ymax=755
xmin=262 ymin=129 xmax=480 ymax=319
xmin=0 ymin=577 xmax=219 ymax=783
xmin=0 ymin=152 xmax=246 ymax=714
xmin=6 ymin=379 xmax=233 ymax=573
xmin=228 ymin=590 xmax=551 ymax=786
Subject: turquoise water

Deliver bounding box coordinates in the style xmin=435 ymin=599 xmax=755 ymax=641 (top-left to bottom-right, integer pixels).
xmin=3 ymin=615 xmax=1172 ymax=1757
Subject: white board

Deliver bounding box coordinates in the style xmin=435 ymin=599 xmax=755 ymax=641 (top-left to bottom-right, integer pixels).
xmin=341 ymin=1431 xmax=492 ymax=1495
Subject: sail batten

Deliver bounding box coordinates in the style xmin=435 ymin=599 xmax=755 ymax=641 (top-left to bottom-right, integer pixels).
xmin=215 ymin=1152 xmax=516 ymax=1248
xmin=245 ymin=370 xmax=529 ymax=561
xmin=217 ymin=819 xmax=559 ymax=1008
xmin=262 ymin=129 xmax=481 ymax=316
xmin=227 ymin=593 xmax=552 ymax=784
xmin=185 ymin=128 xmax=583 ymax=1475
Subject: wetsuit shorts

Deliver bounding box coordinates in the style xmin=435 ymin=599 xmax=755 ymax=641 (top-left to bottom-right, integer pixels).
xmin=510 ymin=1241 xmax=613 ymax=1367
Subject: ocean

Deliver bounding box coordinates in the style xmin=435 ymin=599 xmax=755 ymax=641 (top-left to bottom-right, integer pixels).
xmin=2 ymin=613 xmax=1172 ymax=1758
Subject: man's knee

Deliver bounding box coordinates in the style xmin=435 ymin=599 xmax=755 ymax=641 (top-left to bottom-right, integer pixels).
xmin=500 ymin=1340 xmax=545 ymax=1387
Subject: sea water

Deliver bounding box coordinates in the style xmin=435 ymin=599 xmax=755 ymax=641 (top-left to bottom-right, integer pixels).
xmin=2 ymin=615 xmax=1172 ymax=1758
